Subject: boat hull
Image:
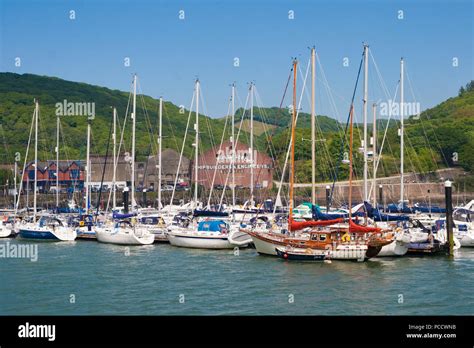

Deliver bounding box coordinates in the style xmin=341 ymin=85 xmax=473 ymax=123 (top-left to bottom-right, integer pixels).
xmin=249 ymin=233 xmax=283 ymax=256
xmin=18 ymin=227 xmax=77 ymax=241
xmin=167 ymin=230 xmax=234 ymax=249
xmin=96 ymin=228 xmax=154 ymax=245
xmin=276 ymin=248 xmax=327 ymax=261
xmin=0 ymin=226 xmax=12 ymax=238
xmin=377 ymin=240 xmax=409 ymax=257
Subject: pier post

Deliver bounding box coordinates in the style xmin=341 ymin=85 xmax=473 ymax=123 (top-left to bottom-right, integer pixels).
xmin=325 ymin=185 xmax=330 ymax=213
xmin=378 ymin=185 xmax=383 ymax=211
xmin=444 ymin=180 xmax=454 ymax=256
xmin=142 ymin=189 xmax=147 ymax=207
xmin=123 ymin=187 xmax=129 ymax=214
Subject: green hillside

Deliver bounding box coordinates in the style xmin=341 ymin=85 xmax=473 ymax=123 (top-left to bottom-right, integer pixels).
xmin=234 ymin=106 xmax=341 ymax=132
xmin=0 ymin=73 xmax=244 ymax=164
xmin=0 ymin=73 xmax=472 ymax=188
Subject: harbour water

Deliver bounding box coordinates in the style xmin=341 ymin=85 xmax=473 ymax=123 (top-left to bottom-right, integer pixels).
xmin=1 ymin=239 xmax=473 ymax=315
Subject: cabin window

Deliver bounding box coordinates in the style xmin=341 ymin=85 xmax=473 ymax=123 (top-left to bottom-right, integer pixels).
xmin=319 ymin=234 xmax=327 ymax=241
xmin=311 ymin=234 xmax=318 ymax=241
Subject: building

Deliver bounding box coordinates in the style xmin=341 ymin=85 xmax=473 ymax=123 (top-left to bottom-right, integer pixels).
xmin=194 ymin=140 xmax=273 ymax=189
xmin=22 ymin=160 xmax=84 ymax=192
xmin=19 ymin=148 xmax=192 ymax=192
xmin=142 ymin=149 xmax=191 ymax=189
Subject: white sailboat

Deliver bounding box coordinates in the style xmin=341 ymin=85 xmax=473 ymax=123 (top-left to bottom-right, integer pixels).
xmin=95 ymin=74 xmax=154 ymax=246
xmin=167 ymin=80 xmax=251 ymax=249
xmin=18 ymin=100 xmax=76 ymax=242
xmin=137 ymin=97 xmax=168 ymax=242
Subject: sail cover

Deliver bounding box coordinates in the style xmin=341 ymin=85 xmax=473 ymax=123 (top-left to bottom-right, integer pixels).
xmin=289 ymin=218 xmax=344 ymax=231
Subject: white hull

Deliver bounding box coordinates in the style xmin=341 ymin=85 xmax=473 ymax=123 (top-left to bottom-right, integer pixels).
xmin=249 ymin=233 xmax=281 ymax=256
xmin=377 ymin=240 xmax=409 ymax=257
xmin=146 ymin=226 xmax=169 ymax=242
xmin=19 ymin=224 xmax=77 ymax=241
xmin=96 ymin=226 xmax=154 ymax=245
xmin=455 ymin=232 xmax=474 ymax=247
xmin=167 ymin=228 xmax=234 ymax=249
xmin=227 ymin=227 xmax=253 ymax=246
xmin=0 ymin=224 xmax=12 ymax=238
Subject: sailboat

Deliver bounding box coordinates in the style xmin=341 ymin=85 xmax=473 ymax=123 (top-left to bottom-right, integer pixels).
xmin=244 ymin=54 xmax=392 ymax=261
xmin=167 ymin=80 xmax=251 ymax=249
xmin=17 ymin=100 xmax=76 ymax=242
xmin=95 ymin=74 xmax=154 ymax=246
xmin=136 ymin=97 xmax=169 ymax=242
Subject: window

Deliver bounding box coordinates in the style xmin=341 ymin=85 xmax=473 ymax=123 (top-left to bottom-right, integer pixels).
xmin=319 ymin=234 xmax=327 ymax=241
xmin=311 ymin=234 xmax=318 ymax=241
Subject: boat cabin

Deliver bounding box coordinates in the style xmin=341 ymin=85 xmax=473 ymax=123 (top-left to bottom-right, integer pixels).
xmin=197 ymin=220 xmax=229 ymax=234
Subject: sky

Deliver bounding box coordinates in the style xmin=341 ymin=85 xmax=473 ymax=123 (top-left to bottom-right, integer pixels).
xmin=0 ymin=0 xmax=472 ymax=121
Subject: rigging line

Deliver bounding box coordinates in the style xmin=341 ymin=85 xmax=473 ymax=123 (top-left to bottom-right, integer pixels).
xmin=207 ymin=99 xmax=231 ymax=208
xmin=218 ymin=92 xmax=239 ymax=208
xmin=162 ymin=101 xmax=181 ymax=153
xmin=104 ymin=82 xmax=132 ymax=215
xmin=328 ymin=49 xmax=364 ymax=209
xmin=273 ymin=59 xmax=310 ymax=213
xmin=315 ymin=52 xmax=343 ymax=130
xmin=218 ymin=88 xmax=251 ymax=207
xmin=279 ymin=66 xmax=293 ymax=109
xmin=370 ymin=82 xmax=400 ymax=192
xmin=253 ymin=85 xmax=288 ymax=178
xmin=14 ymin=106 xmax=36 ymax=215
xmin=405 ymin=66 xmax=449 ymax=168
xmin=301 ymin=62 xmax=339 ymax=184
xmin=170 ymin=90 xmax=195 ymax=206
xmin=94 ymin=108 xmax=114 ymax=222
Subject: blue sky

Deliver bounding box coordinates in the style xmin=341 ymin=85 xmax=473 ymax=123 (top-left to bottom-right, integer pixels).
xmin=0 ymin=0 xmax=472 ymax=120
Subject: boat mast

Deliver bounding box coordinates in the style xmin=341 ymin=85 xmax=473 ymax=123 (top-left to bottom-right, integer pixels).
xmin=56 ymin=112 xmax=60 ymax=208
xmin=158 ymin=97 xmax=163 ymax=210
xmin=249 ymin=82 xmax=254 ymax=206
xmin=112 ymin=107 xmax=117 ymax=210
xmin=85 ymin=114 xmax=91 ymax=212
xmin=372 ymin=103 xmax=377 ymax=206
xmin=362 ymin=43 xmax=369 ymax=202
xmin=400 ymin=58 xmax=404 ymax=204
xmin=311 ymin=47 xmax=316 ymax=205
xmin=33 ymin=99 xmax=38 ymax=221
xmin=348 ymin=103 xmax=354 ymax=220
xmin=289 ymin=59 xmax=298 ymax=222
xmin=231 ymin=83 xmax=236 ymax=207
xmin=194 ymin=79 xmax=200 ymax=208
xmin=131 ymin=74 xmax=137 ymax=209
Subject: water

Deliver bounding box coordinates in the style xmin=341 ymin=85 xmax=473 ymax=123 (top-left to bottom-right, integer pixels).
xmin=1 ymin=239 xmax=473 ymax=315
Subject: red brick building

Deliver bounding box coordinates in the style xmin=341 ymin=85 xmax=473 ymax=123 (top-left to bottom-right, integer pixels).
xmin=194 ymin=141 xmax=273 ymax=189
xmin=22 ymin=160 xmax=84 ymax=191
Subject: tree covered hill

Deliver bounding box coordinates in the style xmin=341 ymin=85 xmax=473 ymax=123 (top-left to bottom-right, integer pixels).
xmin=234 ymin=106 xmax=341 ymax=132
xmin=0 ymin=73 xmax=237 ymax=164
xmin=0 ymin=73 xmax=472 ymax=186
